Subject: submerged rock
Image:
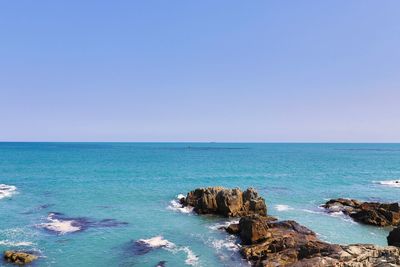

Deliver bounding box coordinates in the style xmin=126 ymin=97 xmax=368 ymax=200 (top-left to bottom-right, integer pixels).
xmin=322 ymin=198 xmax=400 ymax=226
xmin=182 ymin=187 xmax=267 ymax=217
xmin=388 ymin=227 xmax=400 ymax=247
xmin=3 ymin=251 xmax=38 ymax=265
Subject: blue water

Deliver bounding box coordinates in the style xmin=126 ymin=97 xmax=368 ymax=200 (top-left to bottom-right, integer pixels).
xmin=0 ymin=143 xmax=399 ymax=266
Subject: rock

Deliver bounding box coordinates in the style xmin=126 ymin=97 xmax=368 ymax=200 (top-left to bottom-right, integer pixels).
xmin=235 ymin=215 xmax=342 ymax=265
xmin=388 ymin=227 xmax=400 ymax=247
xmin=238 ymin=215 xmax=276 ymax=244
xmin=225 ymin=223 xmax=240 ymax=235
xmin=182 ymin=187 xmax=267 ymax=217
xmin=322 ymin=198 xmax=400 ymax=226
xmin=227 ymin=215 xmax=400 ymax=266
xmin=4 ymin=251 xmax=38 ymax=265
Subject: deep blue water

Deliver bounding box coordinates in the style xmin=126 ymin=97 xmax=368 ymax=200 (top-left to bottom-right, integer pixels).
xmin=0 ymin=143 xmax=399 ymax=266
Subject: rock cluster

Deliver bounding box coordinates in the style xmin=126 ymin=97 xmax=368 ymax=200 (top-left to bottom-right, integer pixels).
xmin=227 ymin=215 xmax=400 ymax=266
xmin=322 ymin=198 xmax=400 ymax=226
xmin=3 ymin=250 xmax=38 ymax=265
xmin=181 ymin=187 xmax=400 ymax=266
xmin=181 ymin=187 xmax=267 ymax=217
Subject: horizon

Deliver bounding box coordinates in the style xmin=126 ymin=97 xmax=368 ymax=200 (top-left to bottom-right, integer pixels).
xmin=1 ymin=1 xmax=400 ymax=142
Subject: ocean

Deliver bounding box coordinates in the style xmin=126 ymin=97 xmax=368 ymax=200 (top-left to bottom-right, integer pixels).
xmin=0 ymin=142 xmax=399 ymax=266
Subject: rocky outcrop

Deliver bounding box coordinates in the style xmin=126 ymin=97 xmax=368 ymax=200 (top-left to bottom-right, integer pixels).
xmin=322 ymin=198 xmax=400 ymax=226
xmin=226 ymin=215 xmax=400 ymax=266
xmin=388 ymin=227 xmax=400 ymax=247
xmin=182 ymin=187 xmax=267 ymax=217
xmin=181 ymin=187 xmax=400 ymax=266
xmin=4 ymin=251 xmax=38 ymax=265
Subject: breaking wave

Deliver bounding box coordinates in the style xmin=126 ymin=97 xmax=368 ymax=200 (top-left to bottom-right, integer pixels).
xmin=167 ymin=194 xmax=194 ymax=214
xmin=0 ymin=184 xmax=17 ymax=200
xmin=375 ymin=180 xmax=400 ymax=188
xmin=134 ymin=236 xmax=199 ymax=266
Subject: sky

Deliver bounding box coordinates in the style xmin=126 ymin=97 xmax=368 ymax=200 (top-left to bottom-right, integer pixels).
xmin=1 ymin=1 xmax=400 ymax=142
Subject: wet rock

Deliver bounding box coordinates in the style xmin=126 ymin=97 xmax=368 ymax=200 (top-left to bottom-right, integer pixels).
xmin=182 ymin=187 xmax=267 ymax=217
xmin=225 ymin=223 xmax=240 ymax=235
xmin=236 ymin=215 xmax=341 ymax=265
xmin=388 ymin=227 xmax=400 ymax=247
xmin=4 ymin=251 xmax=38 ymax=265
xmin=227 ymin=215 xmax=400 ymax=266
xmin=322 ymin=198 xmax=400 ymax=226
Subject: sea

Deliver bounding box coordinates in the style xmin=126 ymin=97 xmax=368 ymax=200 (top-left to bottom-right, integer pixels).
xmin=0 ymin=142 xmax=399 ymax=266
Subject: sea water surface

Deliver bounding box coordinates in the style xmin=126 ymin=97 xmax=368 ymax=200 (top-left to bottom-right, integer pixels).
xmin=0 ymin=143 xmax=399 ymax=266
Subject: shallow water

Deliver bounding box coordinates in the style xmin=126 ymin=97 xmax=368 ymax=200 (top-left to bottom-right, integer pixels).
xmin=0 ymin=142 xmax=399 ymax=266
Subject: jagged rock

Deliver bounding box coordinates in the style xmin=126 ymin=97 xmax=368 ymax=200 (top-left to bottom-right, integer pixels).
xmin=225 ymin=223 xmax=240 ymax=235
xmin=227 ymin=215 xmax=400 ymax=266
xmin=322 ymin=198 xmax=400 ymax=226
xmin=4 ymin=251 xmax=38 ymax=265
xmin=238 ymin=215 xmax=276 ymax=244
xmin=182 ymin=187 xmax=267 ymax=217
xmin=388 ymin=227 xmax=400 ymax=247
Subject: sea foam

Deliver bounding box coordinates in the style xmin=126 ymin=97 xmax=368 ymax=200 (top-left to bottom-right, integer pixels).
xmin=376 ymin=180 xmax=400 ymax=188
xmin=275 ymin=204 xmax=293 ymax=212
xmin=167 ymin=194 xmax=193 ymax=214
xmin=38 ymin=213 xmax=81 ymax=234
xmin=0 ymin=240 xmax=34 ymax=247
xmin=0 ymin=184 xmax=17 ymax=199
xmin=135 ymin=236 xmax=199 ymax=266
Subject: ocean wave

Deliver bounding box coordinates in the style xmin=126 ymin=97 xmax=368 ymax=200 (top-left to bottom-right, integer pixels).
xmin=301 ymin=207 xmax=358 ymax=225
xmin=135 ymin=236 xmax=199 ymax=266
xmin=208 ymin=219 xmax=240 ymax=231
xmin=167 ymin=194 xmax=193 ymax=214
xmin=37 ymin=213 xmax=128 ymax=235
xmin=0 ymin=184 xmax=17 ymax=199
xmin=375 ymin=180 xmax=400 ymax=188
xmin=0 ymin=240 xmax=34 ymax=247
xmin=38 ymin=213 xmax=81 ymax=234
xmin=275 ymin=204 xmax=294 ymax=212
xmin=210 ymin=238 xmax=240 ymax=252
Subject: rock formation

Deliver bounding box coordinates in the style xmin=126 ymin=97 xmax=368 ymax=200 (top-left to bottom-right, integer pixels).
xmin=322 ymin=198 xmax=400 ymax=226
xmin=181 ymin=187 xmax=400 ymax=266
xmin=182 ymin=187 xmax=267 ymax=217
xmin=388 ymin=227 xmax=400 ymax=247
xmin=227 ymin=215 xmax=400 ymax=266
xmin=3 ymin=251 xmax=38 ymax=265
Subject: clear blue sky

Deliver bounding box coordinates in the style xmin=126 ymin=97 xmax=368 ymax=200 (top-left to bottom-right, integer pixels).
xmin=1 ymin=1 xmax=399 ymax=142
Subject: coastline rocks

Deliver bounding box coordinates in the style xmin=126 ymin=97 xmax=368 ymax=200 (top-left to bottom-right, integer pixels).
xmin=182 ymin=187 xmax=267 ymax=217
xmin=230 ymin=215 xmax=341 ymax=266
xmin=322 ymin=198 xmax=400 ymax=226
xmin=388 ymin=227 xmax=400 ymax=247
xmin=226 ymin=215 xmax=400 ymax=266
xmin=4 ymin=251 xmax=38 ymax=265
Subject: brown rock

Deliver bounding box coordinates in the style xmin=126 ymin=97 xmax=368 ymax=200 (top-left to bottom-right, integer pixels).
xmin=4 ymin=251 xmax=38 ymax=265
xmin=182 ymin=187 xmax=267 ymax=217
xmin=322 ymin=198 xmax=400 ymax=226
xmin=388 ymin=227 xmax=400 ymax=247
xmin=226 ymin=223 xmax=240 ymax=235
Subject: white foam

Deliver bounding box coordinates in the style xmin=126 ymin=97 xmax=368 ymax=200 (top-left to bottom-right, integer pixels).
xmin=208 ymin=219 xmax=239 ymax=231
xmin=138 ymin=236 xmax=175 ymax=249
xmin=0 ymin=184 xmax=17 ymax=199
xmin=210 ymin=239 xmax=240 ymax=252
xmin=301 ymin=208 xmax=358 ymax=225
xmin=0 ymin=240 xmax=34 ymax=247
xmin=139 ymin=236 xmax=199 ymax=266
xmin=167 ymin=194 xmax=194 ymax=214
xmin=376 ymin=180 xmax=400 ymax=188
xmin=37 ymin=213 xmax=81 ymax=234
xmin=275 ymin=204 xmax=293 ymax=212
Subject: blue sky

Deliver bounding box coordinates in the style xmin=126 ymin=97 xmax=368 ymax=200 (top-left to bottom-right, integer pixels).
xmin=1 ymin=1 xmax=399 ymax=142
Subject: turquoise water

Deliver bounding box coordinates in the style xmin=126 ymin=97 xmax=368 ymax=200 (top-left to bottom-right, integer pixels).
xmin=0 ymin=143 xmax=399 ymax=267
